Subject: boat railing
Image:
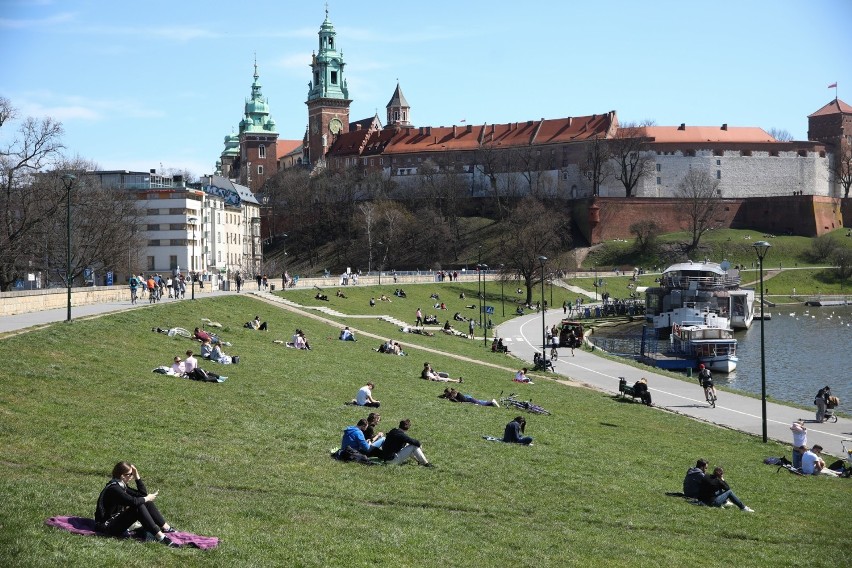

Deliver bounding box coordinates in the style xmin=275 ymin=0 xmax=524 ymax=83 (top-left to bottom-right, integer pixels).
xmin=662 ymin=274 xmax=741 ymax=290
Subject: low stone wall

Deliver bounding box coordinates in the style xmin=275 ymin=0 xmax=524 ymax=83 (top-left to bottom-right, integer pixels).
xmin=0 ymin=284 xmax=217 ymax=317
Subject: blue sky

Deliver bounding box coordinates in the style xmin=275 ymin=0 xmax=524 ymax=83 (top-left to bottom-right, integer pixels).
xmin=1 ymin=0 xmax=850 ymax=179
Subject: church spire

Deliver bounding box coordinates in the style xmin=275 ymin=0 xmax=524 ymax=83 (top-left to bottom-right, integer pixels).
xmin=386 ymin=82 xmax=411 ymax=127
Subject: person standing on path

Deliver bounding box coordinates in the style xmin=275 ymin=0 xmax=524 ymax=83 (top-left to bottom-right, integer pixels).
xmin=415 ymin=308 xmax=423 ymax=328
xmin=814 ymin=386 xmax=831 ymax=422
xmin=468 ymin=318 xmax=475 ymax=339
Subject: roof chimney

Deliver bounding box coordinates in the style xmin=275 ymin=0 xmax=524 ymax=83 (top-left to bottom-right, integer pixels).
xmin=721 ymin=123 xmax=728 ymax=131
xmin=678 ymin=123 xmax=686 ymax=130
xmin=453 ymin=125 xmax=457 ymax=137
xmin=356 ymin=123 xmax=362 ymax=131
xmin=466 ymin=124 xmax=472 ymax=133
xmin=568 ymin=117 xmax=573 ymax=127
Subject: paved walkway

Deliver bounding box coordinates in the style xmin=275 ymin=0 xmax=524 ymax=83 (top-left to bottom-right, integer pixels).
xmin=2 ymin=288 xmax=849 ymax=459
xmin=495 ymin=308 xmax=852 ymax=458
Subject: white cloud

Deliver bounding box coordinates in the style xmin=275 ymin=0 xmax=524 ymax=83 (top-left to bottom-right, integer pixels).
xmin=12 ymin=91 xmax=165 ymax=122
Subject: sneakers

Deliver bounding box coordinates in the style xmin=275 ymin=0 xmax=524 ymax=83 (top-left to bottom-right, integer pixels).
xmin=458 ymin=377 xmax=463 ymax=383
xmin=161 ymin=536 xmax=181 ymax=547
xmin=721 ymin=501 xmax=735 ymax=508
xmin=162 ymin=527 xmax=176 ymax=533
xmin=742 ymin=506 xmax=755 ymax=513
xmin=491 ymin=399 xmax=500 ymax=408
xmin=421 ymin=462 xmax=436 ymax=468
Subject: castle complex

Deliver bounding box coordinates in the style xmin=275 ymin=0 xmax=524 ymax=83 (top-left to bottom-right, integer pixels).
xmin=217 ymin=10 xmax=851 ymax=238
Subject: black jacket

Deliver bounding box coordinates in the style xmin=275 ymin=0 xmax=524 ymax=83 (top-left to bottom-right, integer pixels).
xmin=95 ymin=478 xmax=148 ymax=523
xmin=379 ymin=428 xmax=420 ymax=461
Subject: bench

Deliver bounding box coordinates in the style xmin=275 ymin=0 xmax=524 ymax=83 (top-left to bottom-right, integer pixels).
xmin=618 ymin=377 xmax=641 ymax=402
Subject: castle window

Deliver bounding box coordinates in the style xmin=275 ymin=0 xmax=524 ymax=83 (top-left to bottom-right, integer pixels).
xmin=685 ymin=149 xmax=696 ymax=157
xmin=657 ymin=177 xmax=661 ymax=185
xmin=716 ymin=159 xmax=721 ymax=166
xmin=819 ymin=150 xmax=825 ymax=158
xmin=798 ymin=150 xmax=807 ymax=157
xmin=656 ymin=164 xmax=661 ymax=172
xmin=258 ymin=145 xmax=266 ymax=159
xmin=716 ymin=170 xmax=721 ymax=179
xmin=740 ymin=150 xmax=752 ymax=157
xmin=770 ymin=150 xmax=779 ymax=157
xmin=257 ymin=165 xmax=263 ymax=175
xmin=714 ymin=149 xmax=723 ymax=157
xmin=331 ymin=71 xmax=338 ymax=85
xmin=329 ymin=38 xmax=334 ymax=49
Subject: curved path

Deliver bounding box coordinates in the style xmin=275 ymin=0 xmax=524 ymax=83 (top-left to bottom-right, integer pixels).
xmin=496 ymin=307 xmax=851 ymax=457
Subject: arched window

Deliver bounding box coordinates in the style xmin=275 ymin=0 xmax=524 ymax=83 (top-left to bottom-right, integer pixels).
xmin=258 ymin=145 xmax=266 ymax=159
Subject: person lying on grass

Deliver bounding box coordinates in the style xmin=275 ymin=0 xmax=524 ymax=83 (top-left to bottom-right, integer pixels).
xmin=95 ymin=462 xmax=180 ymax=547
xmin=439 ymin=387 xmax=499 ymax=407
xmin=421 ymin=362 xmax=462 ymax=383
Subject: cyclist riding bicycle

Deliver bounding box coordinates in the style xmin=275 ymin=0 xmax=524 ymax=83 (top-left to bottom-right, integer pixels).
xmin=698 ymin=364 xmax=716 ymax=402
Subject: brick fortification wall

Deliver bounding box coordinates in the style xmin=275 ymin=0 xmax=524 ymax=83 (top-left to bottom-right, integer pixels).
xmin=586 ymin=196 xmax=844 ymax=244
xmin=842 ymin=199 xmax=852 ymax=228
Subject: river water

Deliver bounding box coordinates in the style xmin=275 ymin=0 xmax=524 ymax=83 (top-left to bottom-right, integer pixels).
xmin=724 ymin=305 xmax=852 ymax=412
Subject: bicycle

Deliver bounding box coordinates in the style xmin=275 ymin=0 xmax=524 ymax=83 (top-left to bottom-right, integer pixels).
xmin=549 ymin=344 xmax=558 ymax=361
xmin=498 ymin=392 xmax=551 ymax=415
xmin=704 ymin=386 xmax=717 ymax=408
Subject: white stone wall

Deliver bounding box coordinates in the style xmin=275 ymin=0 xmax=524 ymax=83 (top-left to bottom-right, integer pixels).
xmin=621 ymin=149 xmax=833 ymax=199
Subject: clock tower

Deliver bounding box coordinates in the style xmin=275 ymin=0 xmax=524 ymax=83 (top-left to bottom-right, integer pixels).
xmin=306 ymin=8 xmax=351 ymax=166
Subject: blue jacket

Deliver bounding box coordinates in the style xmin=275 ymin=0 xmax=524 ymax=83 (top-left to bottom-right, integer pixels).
xmin=341 ymin=425 xmax=371 ymax=453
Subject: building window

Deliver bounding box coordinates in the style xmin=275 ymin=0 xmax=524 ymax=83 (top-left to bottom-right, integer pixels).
xmin=259 ymin=145 xmax=266 ymax=159
xmin=331 ymin=71 xmax=338 ymax=85
xmin=147 ymin=224 xmax=160 ymax=231
xmin=685 ymin=149 xmax=696 ymax=157
xmin=217 ymin=251 xmax=221 ymax=262
xmin=169 ymin=256 xmax=178 ymax=270
xmin=656 ymin=164 xmax=661 ymax=172
xmin=714 ymin=149 xmax=723 ymax=157
xmin=147 ymin=240 xmax=160 ymax=246
xmin=257 ymin=165 xmax=264 ymax=175
xmin=740 ymin=150 xmax=752 ymax=157
xmin=657 ymin=177 xmax=662 ymax=185
xmin=770 ymin=150 xmax=779 ymax=157
xmin=147 ymin=256 xmax=155 ymax=271
xmin=717 ymin=170 xmax=721 ymax=179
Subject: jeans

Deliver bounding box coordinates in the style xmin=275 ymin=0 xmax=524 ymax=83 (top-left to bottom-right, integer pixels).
xmin=792 ymin=448 xmax=803 ymax=470
xmin=815 ymin=399 xmax=826 ymax=422
xmin=389 ymin=444 xmax=428 ymax=465
xmin=712 ymin=489 xmax=745 ymax=509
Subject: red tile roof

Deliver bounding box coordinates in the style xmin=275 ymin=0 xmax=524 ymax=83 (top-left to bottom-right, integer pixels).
xmin=327 ymin=112 xmax=615 ymax=157
xmin=808 ymin=98 xmax=852 ymax=117
xmin=276 ymin=139 xmax=302 ymax=159
xmin=642 ymin=125 xmax=775 ymax=143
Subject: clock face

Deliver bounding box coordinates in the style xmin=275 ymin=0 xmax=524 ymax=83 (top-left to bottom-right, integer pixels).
xmin=329 ymin=117 xmax=342 ymax=134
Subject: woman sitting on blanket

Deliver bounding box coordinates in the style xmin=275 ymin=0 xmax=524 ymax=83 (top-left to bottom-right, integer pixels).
xmin=439 ymin=387 xmax=499 ymax=407
xmin=210 ymin=343 xmax=234 ymax=364
xmin=503 ymin=416 xmax=533 ymax=445
xmin=94 ymin=462 xmax=180 ymax=547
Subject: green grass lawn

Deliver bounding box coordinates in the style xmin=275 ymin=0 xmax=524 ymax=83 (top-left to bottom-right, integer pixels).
xmin=0 ymin=293 xmax=848 ymax=567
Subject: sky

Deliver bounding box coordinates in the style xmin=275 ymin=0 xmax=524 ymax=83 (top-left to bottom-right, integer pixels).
xmin=1 ymin=0 xmax=850 ymax=179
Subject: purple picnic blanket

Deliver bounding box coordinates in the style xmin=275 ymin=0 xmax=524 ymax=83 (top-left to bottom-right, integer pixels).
xmin=45 ymin=516 xmax=219 ymax=549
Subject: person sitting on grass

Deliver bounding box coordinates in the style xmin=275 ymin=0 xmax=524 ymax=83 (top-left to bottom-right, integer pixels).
xmin=503 ymin=416 xmax=533 ymax=445
xmin=170 ymin=356 xmax=185 ymax=376
xmin=378 ymin=419 xmax=434 ymax=467
xmin=363 ymin=413 xmax=385 ymax=456
xmin=682 ymin=459 xmax=708 ymax=499
xmin=353 ymin=382 xmax=380 ymax=407
xmin=514 ymin=368 xmax=533 ymax=384
xmin=699 ymin=466 xmax=755 ymax=512
xmin=336 ymin=289 xmax=347 ymax=298
xmin=369 ymin=297 xmax=376 ymax=307
xmin=200 ymin=339 xmax=213 ymax=359
xmin=380 ymin=294 xmax=392 ymax=302
xmin=194 ymin=327 xmax=230 ymax=345
xmin=315 ymin=292 xmax=329 ymax=301
xmin=802 ymin=445 xmax=839 ymax=477
xmin=421 ymin=362 xmax=462 ymax=383
xmin=340 ymin=419 xmax=375 ymax=455
xmin=439 ymin=387 xmax=499 ymax=407
xmin=632 ymin=378 xmax=652 ymax=406
xmin=245 ymin=315 xmax=268 ymax=331
xmin=339 ymin=327 xmax=356 ymax=341
xmin=95 ymin=462 xmax=180 ymax=547
xmin=210 ymin=343 xmax=236 ymax=364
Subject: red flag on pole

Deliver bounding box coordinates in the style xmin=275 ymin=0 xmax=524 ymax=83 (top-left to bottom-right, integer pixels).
xmin=828 ymin=82 xmax=837 ymax=88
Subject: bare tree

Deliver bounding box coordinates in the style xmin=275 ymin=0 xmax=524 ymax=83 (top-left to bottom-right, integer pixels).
xmin=580 ymin=135 xmax=611 ymax=197
xmin=359 ymin=202 xmax=377 ymax=272
xmin=630 ymin=220 xmax=661 ymax=255
xmin=0 ymin=99 xmax=66 ymax=290
xmin=497 ymin=196 xmax=568 ymax=305
xmin=767 ymin=128 xmax=794 ymax=142
xmin=474 ymin=136 xmax=508 ymax=219
xmin=832 ymin=145 xmax=852 ymax=199
xmin=676 ymin=169 xmax=721 ymax=254
xmin=609 ymin=121 xmax=655 ymax=197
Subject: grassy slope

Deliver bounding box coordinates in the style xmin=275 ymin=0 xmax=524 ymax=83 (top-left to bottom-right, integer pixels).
xmin=0 ymin=292 xmax=849 ymax=568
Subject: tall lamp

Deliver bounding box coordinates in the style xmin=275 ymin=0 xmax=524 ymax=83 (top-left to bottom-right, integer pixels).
xmin=481 ymin=263 xmax=489 ymax=347
xmin=477 ymin=246 xmax=483 ymax=334
xmin=753 ymin=240 xmax=771 ymax=443
xmin=539 ymin=256 xmax=548 ymax=361
xmin=62 ymin=174 xmax=76 ymax=322
xmin=188 ymin=216 xmax=198 ymax=300
xmin=281 ymin=233 xmax=289 ymax=287
xmin=499 ymin=263 xmax=505 ymax=317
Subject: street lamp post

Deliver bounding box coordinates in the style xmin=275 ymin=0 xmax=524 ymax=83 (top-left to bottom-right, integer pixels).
xmin=539 ymin=256 xmax=548 ymax=362
xmin=499 ymin=263 xmax=505 ymax=317
xmin=594 ymin=264 xmax=598 ymax=302
xmin=377 ymin=241 xmax=383 ymax=286
xmin=62 ymin=174 xmax=76 ymax=322
xmin=753 ymin=240 xmax=771 ymax=443
xmin=189 ymin=216 xmax=198 ymax=300
xmin=477 ymin=246 xmax=483 ymax=334
xmin=481 ymin=264 xmax=489 ymax=348
xmin=281 ymin=233 xmax=288 ymax=288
